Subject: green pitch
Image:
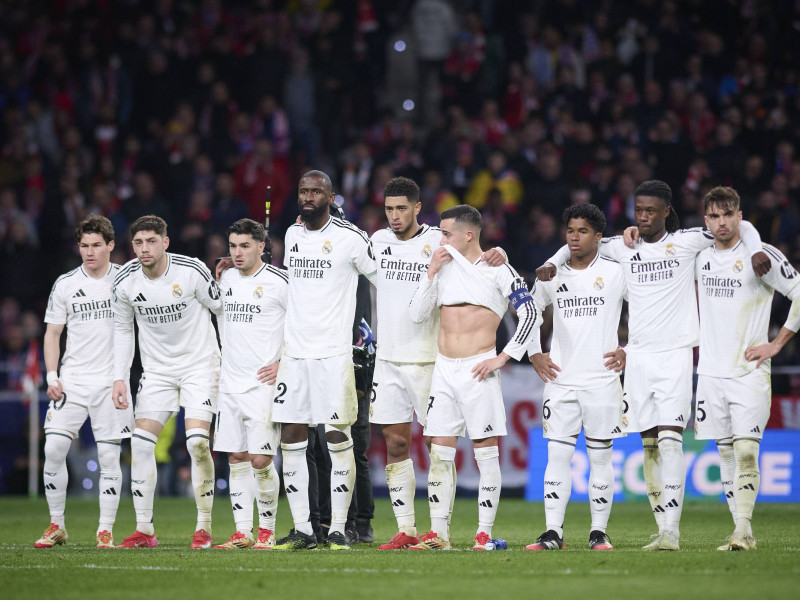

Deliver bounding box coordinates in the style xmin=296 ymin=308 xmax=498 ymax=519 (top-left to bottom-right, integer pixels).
xmin=2 ymin=497 xmax=799 ymax=599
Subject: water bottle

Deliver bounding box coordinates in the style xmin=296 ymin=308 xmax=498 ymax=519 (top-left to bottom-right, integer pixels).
xmin=487 ymin=538 xmax=507 ymax=550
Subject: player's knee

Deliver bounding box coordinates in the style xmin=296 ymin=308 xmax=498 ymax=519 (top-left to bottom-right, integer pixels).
xmin=325 ymin=423 xmax=351 ymax=445
xmin=251 ymin=455 xmax=272 ymax=470
xmin=733 ymin=438 xmax=760 ymax=472
xmin=44 ymin=431 xmax=73 ymax=462
xmin=185 ymin=429 xmax=211 ymax=463
xmin=96 ymin=441 xmax=121 ymax=471
xmin=385 ymin=432 xmax=410 ymax=459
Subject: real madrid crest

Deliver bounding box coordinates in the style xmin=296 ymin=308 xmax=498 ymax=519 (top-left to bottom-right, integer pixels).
xmin=542 ymin=421 xmax=548 ymax=434
xmin=665 ymin=243 xmax=676 ymax=257
xmin=254 ymin=285 xmax=264 ymax=299
xmin=322 ymin=240 xmax=333 ymax=254
xmin=594 ymin=277 xmax=604 ymax=290
xmin=172 ymin=284 xmax=183 ymax=298
xmin=733 ymin=259 xmax=743 ymax=273
xmin=622 ymin=415 xmax=629 ymax=428
xmin=421 ymin=244 xmax=432 ymax=259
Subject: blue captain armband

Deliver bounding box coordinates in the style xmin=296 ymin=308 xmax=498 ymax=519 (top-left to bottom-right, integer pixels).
xmin=509 ymin=288 xmax=532 ymax=309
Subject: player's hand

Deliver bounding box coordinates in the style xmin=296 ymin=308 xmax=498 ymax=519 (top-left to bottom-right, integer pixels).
xmin=535 ymin=262 xmax=557 ymax=282
xmin=112 ymin=380 xmax=128 ymax=410
xmin=215 ymin=257 xmax=233 ymax=282
xmin=623 ymin=226 xmax=640 ymax=248
xmin=603 ymin=347 xmax=626 ymax=372
xmin=530 ymin=353 xmax=561 ymax=382
xmin=46 ymin=381 xmax=63 ymax=402
xmin=471 ymin=354 xmax=509 ymax=382
xmin=427 ymin=247 xmax=452 ymax=279
xmin=480 ymin=247 xmax=508 ymax=266
xmin=257 ymin=361 xmax=280 ymax=385
xmin=745 ymin=341 xmax=780 ymax=368
xmin=750 ymin=251 xmax=771 ymax=279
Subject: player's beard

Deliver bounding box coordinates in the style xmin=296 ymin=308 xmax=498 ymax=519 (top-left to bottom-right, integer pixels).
xmin=300 ymin=202 xmax=329 ymax=223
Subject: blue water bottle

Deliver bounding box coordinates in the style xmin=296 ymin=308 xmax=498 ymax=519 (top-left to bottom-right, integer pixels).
xmin=488 ymin=538 xmax=507 ymax=550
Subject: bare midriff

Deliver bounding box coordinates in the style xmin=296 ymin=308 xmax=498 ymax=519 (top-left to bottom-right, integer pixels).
xmin=438 ymin=303 xmax=499 ymax=358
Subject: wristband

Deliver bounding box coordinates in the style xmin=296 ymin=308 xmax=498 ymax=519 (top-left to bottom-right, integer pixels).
xmin=46 ymin=371 xmax=59 ymax=387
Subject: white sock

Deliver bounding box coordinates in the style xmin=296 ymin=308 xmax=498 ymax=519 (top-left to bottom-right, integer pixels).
xmin=428 ymin=444 xmax=456 ymax=539
xmin=386 ymin=459 xmax=416 ymax=536
xmin=716 ymin=438 xmax=736 ymax=522
xmin=253 ymin=462 xmax=278 ymax=531
xmin=43 ymin=432 xmax=72 ymax=529
xmin=587 ymin=440 xmax=613 ymax=533
xmin=280 ymin=441 xmax=313 ymax=536
xmin=131 ymin=428 xmax=158 ymax=535
xmin=733 ymin=437 xmax=760 ymax=534
xmin=447 ymin=457 xmax=457 ymax=540
xmin=228 ymin=462 xmax=254 ymax=536
xmin=642 ymin=436 xmax=665 ymax=532
xmin=544 ymin=438 xmax=575 ymax=538
xmin=474 ymin=446 xmax=501 ymax=538
xmin=659 ymin=430 xmax=685 ymax=535
xmin=186 ymin=428 xmax=214 ymax=533
xmin=96 ymin=440 xmax=122 ymax=535
xmin=328 ymin=439 xmax=356 ymax=535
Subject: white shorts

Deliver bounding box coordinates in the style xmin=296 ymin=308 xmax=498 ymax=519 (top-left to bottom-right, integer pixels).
xmin=134 ymin=359 xmax=220 ymax=424
xmin=272 ymin=354 xmax=357 ymax=426
xmin=694 ymin=369 xmax=771 ymax=440
xmin=369 ymin=359 xmax=434 ymax=425
xmin=542 ymin=378 xmax=625 ymax=440
xmin=424 ymin=350 xmax=507 ymax=440
xmin=214 ymin=386 xmax=281 ymax=454
xmin=623 ymin=348 xmax=693 ymax=432
xmin=44 ymin=380 xmax=134 ymax=442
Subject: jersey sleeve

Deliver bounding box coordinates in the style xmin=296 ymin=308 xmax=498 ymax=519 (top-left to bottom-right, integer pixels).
xmin=408 ymin=276 xmax=439 ymax=323
xmin=112 ymin=279 xmax=135 ymax=381
xmin=676 ymin=227 xmax=715 ymax=253
xmin=44 ymin=280 xmax=67 ymax=325
xmin=526 ymin=278 xmax=553 ymax=356
xmin=598 ymin=236 xmax=625 ymax=261
xmin=192 ymin=259 xmax=223 ymax=315
xmin=546 ymin=244 xmax=571 ymax=267
xmin=496 ymin=265 xmax=538 ymax=361
xmin=352 ymin=232 xmax=377 ymax=279
xmin=761 ymin=245 xmax=800 ymax=332
xmin=738 ymin=220 xmax=763 ymax=257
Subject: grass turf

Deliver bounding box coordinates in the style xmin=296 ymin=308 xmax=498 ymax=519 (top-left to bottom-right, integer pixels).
xmin=2 ymin=497 xmax=799 ymax=599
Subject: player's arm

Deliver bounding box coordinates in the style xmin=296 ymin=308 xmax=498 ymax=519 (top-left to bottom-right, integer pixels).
xmin=472 ymin=270 xmax=538 ymax=381
xmin=194 ymin=260 xmax=224 ymax=314
xmin=409 ymin=246 xmax=450 ymax=323
xmin=111 ymin=282 xmax=134 ymax=409
xmin=257 ymin=272 xmax=288 ymax=385
xmin=43 ymin=323 xmax=65 ymax=401
xmin=536 ymin=238 xmax=622 ymax=281
xmin=745 ymin=248 xmax=800 ymax=367
xmin=522 ymin=279 xmax=561 ymax=382
xmin=738 ymin=221 xmax=770 ymax=277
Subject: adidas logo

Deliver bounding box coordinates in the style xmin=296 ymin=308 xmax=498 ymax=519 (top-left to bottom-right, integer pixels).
xmin=330 ymin=413 xmax=339 ymax=420
xmin=72 ymin=289 xmax=86 ymax=298
xmin=133 ymin=293 xmax=147 ymax=302
xmin=591 ymin=497 xmax=608 ymax=504
xmin=544 ymin=492 xmax=560 ymax=500
xmin=653 ymin=504 xmax=665 ymax=513
xmin=225 ymin=288 xmax=233 ymax=296
xmin=556 ymin=283 xmax=569 ymax=293
xmin=45 ymin=483 xmax=56 ymax=490
xmin=726 ymin=491 xmax=734 ymax=498
xmin=232 ymin=503 xmax=243 ymax=510
xmin=611 ymin=426 xmax=622 ymax=434
xmin=392 ymin=499 xmax=405 ymax=507
xmin=290 ymin=244 xmax=299 ymax=253
xmin=675 ymin=415 xmax=685 ymax=422
xmin=260 ymin=443 xmax=272 ymax=451
xmin=750 ymin=425 xmax=761 ymax=433
xmin=428 ymin=494 xmax=440 ymax=503
xmin=202 ymin=399 xmax=212 ymax=406
xmin=381 ymin=247 xmax=392 ymax=255
xmin=285 ymin=485 xmax=298 ymax=494
xmin=479 ymin=500 xmax=493 ymax=508
xmin=201 ymin=490 xmax=214 ymax=497
xmin=665 ymin=499 xmax=679 ymax=508
xmin=631 ymin=253 xmax=641 ymax=262
xmin=260 ymin=511 xmax=274 ymax=518
xmin=702 ymin=262 xmax=711 ymax=271
xmin=739 ymin=483 xmax=755 ymax=491
xmin=121 ymin=426 xmax=131 ymax=434
xmin=132 ymin=490 xmax=143 ymax=497
xmin=334 ymin=484 xmax=349 ymax=493
xmin=483 ymin=424 xmax=493 ymax=433
xmin=103 ymin=488 xmax=117 ymax=496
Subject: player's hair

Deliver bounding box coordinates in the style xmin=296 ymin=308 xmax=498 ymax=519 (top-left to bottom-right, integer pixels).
xmin=441 ymin=204 xmax=482 ymax=230
xmin=227 ymin=218 xmax=266 ymax=242
xmin=635 ymin=179 xmax=680 ymax=233
xmin=703 ymin=186 xmax=740 ymax=213
xmin=130 ymin=215 xmax=168 ymax=238
xmin=562 ymin=203 xmax=606 ymax=234
xmin=300 ymin=170 xmax=332 ymax=194
xmin=75 ymin=214 xmax=114 ymax=243
xmin=384 ymin=176 xmax=420 ymax=203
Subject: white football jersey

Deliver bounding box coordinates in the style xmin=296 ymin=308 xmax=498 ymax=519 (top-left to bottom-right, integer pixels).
xmin=697 ymin=242 xmax=800 ymax=377
xmin=45 ymin=264 xmax=119 ymax=386
xmin=218 ymin=263 xmax=288 ymax=393
xmin=112 ymin=253 xmax=222 ymax=379
xmin=283 ymin=217 xmax=377 ymax=359
xmin=371 ymin=225 xmax=441 ymax=363
xmin=529 ymin=255 xmax=626 ymax=390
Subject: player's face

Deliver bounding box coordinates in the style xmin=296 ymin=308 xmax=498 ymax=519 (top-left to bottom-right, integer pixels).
xmin=385 ymin=196 xmax=420 ymax=236
xmin=704 ymin=203 xmax=742 ymax=243
xmin=634 ymin=195 xmax=669 ymax=236
xmin=439 ymin=218 xmax=472 ymax=253
xmin=229 ymin=232 xmax=265 ymax=273
xmin=132 ymin=230 xmax=169 ymax=267
xmin=298 ymin=176 xmax=333 ymax=222
xmin=566 ymin=217 xmax=601 ymax=260
xmin=79 ymin=233 xmax=114 ymax=272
